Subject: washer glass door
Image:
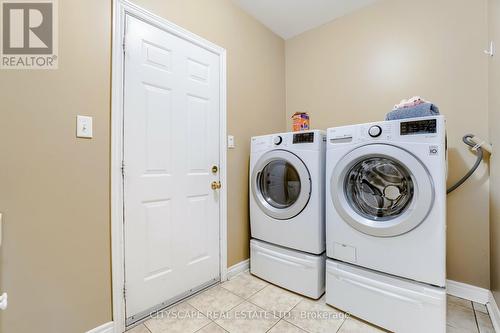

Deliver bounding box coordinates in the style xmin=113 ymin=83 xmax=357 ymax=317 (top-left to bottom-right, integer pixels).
xmin=345 ymin=157 xmax=414 ymax=221
xmin=252 ymin=150 xmax=311 ymax=220
xmin=331 ymin=144 xmax=434 ymax=237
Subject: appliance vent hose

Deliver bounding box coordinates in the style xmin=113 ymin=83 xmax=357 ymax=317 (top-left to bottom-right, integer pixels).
xmin=447 ymin=134 xmax=484 ymax=194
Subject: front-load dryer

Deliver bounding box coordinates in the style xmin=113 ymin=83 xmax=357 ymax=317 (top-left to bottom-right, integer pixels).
xmin=325 ymin=116 xmax=446 ymax=333
xmin=250 ymin=130 xmax=326 ymax=298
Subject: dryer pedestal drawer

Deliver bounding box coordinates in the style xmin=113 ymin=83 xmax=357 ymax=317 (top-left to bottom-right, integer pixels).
xmin=250 ymin=239 xmax=325 ymax=299
xmin=326 ymin=259 xmax=446 ymax=333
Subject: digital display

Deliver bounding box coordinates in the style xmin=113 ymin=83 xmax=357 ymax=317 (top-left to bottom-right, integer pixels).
xmin=293 ymin=132 xmax=314 ymax=143
xmin=400 ymin=119 xmax=437 ymax=136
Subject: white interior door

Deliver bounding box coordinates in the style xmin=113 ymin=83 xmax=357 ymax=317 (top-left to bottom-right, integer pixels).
xmin=123 ymin=15 xmax=221 ymax=323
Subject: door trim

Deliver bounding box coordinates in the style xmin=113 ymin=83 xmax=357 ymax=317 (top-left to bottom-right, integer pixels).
xmin=111 ymin=1 xmax=227 ymax=331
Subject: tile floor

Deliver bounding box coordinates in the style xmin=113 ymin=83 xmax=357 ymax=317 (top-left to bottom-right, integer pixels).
xmin=127 ymin=271 xmax=495 ymax=333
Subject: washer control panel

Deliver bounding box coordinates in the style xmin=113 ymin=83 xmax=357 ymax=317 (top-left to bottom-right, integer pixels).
xmin=400 ymin=118 xmax=437 ymax=136
xmin=327 ymin=116 xmax=444 ymax=147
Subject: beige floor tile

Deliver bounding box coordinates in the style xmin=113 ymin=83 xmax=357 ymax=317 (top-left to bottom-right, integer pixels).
xmin=187 ymin=286 xmax=245 ymax=318
xmin=338 ymin=317 xmax=387 ymax=332
xmin=195 ymin=322 xmax=228 ymax=333
xmin=127 ymin=324 xmax=151 ymax=333
xmin=473 ymin=302 xmax=489 ymax=314
xmin=220 ymin=271 xmax=268 ymax=299
xmin=249 ymin=285 xmax=303 ymax=316
xmin=476 ymin=311 xmax=495 ymax=333
xmin=268 ymin=320 xmax=308 ymax=333
xmin=144 ymin=302 xmax=210 ymax=333
xmin=447 ymin=303 xmax=478 ymax=333
xmin=215 ymin=301 xmax=280 ymax=333
xmin=447 ymin=295 xmax=473 ymax=309
xmin=285 ymin=298 xmax=346 ymax=333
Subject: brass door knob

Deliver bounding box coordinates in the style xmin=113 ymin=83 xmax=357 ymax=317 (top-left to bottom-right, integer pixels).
xmin=211 ymin=181 xmax=222 ymax=190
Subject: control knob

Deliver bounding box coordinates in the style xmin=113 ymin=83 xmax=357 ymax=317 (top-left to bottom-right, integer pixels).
xmin=368 ymin=125 xmax=382 ymax=138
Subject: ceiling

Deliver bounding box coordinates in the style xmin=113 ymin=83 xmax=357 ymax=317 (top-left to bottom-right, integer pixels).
xmin=232 ymin=0 xmax=378 ymax=39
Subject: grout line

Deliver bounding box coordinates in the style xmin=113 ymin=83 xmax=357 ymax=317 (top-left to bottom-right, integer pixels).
xmin=223 ymin=296 xmax=246 ymax=313
xmin=335 ymin=317 xmax=348 ymax=333
xmin=284 ymin=320 xmax=310 ymax=332
xmin=140 ymin=321 xmax=153 ymax=333
xmin=219 ymin=284 xmax=259 ymax=301
xmin=219 ymin=279 xmax=269 ymax=300
xmin=194 ymin=320 xmax=230 ymax=333
xmin=471 ymin=301 xmax=481 ymax=333
xmin=282 ymin=298 xmax=305 ymax=327
xmin=211 ymin=321 xmax=229 ymax=332
xmin=264 ymin=318 xmax=282 ymax=333
xmin=244 ymin=301 xmax=281 ymax=333
xmin=193 ymin=320 xmax=214 ymax=333
xmin=187 ymin=289 xmax=246 ymax=316
xmin=245 ymin=284 xmax=271 ymax=300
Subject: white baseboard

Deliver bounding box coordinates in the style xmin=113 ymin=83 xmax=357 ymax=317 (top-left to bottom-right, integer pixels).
xmin=86 ymin=321 xmax=114 ymax=333
xmin=446 ymin=279 xmax=490 ymax=304
xmin=488 ymin=292 xmax=500 ymax=333
xmin=226 ymin=259 xmax=249 ymax=280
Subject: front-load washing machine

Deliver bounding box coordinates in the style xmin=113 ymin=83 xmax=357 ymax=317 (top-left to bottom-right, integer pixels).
xmin=250 ymin=130 xmax=326 ymax=299
xmin=325 ymin=116 xmax=447 ymax=332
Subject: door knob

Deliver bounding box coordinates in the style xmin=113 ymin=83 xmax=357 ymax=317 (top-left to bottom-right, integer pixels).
xmin=211 ymin=181 xmax=222 ymax=190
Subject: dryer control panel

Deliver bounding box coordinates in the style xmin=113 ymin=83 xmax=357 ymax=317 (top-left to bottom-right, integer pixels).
xmin=293 ymin=132 xmax=315 ymax=144
xmin=251 ymin=130 xmax=326 ymax=153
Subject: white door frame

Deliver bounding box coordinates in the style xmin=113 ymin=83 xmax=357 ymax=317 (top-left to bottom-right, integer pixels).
xmin=111 ymin=1 xmax=228 ymax=331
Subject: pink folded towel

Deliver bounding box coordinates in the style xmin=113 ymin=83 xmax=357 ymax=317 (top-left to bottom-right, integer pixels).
xmin=393 ymin=96 xmax=426 ymax=110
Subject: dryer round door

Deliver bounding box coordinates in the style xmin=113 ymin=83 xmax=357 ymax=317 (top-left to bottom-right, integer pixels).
xmin=331 ymin=144 xmax=434 ymax=237
xmin=252 ymin=150 xmax=311 ymax=220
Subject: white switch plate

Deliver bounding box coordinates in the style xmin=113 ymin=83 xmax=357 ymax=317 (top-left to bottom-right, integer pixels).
xmin=227 ymin=135 xmax=235 ymax=149
xmin=77 ymin=115 xmax=93 ymax=138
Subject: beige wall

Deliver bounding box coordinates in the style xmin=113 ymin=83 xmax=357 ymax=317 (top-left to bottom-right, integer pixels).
xmin=0 ymin=0 xmax=285 ymax=332
xmin=286 ymin=0 xmax=490 ymax=288
xmin=489 ymin=0 xmax=500 ymax=304
xmin=0 ymin=1 xmax=113 ymax=332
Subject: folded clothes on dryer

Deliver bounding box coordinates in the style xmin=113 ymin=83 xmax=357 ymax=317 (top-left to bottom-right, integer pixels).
xmin=393 ymin=96 xmax=425 ymax=109
xmin=386 ymin=101 xmax=440 ymax=120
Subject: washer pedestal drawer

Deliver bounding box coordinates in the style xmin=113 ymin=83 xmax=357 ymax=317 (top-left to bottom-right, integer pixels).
xmin=326 ymin=259 xmax=446 ymax=333
xmin=250 ymin=239 xmax=325 ymax=299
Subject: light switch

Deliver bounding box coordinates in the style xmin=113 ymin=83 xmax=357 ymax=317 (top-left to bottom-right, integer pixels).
xmin=77 ymin=115 xmax=93 ymax=138
xmin=227 ymin=135 xmax=235 ymax=149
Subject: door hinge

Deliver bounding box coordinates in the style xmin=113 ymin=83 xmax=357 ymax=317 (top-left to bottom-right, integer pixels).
xmin=121 ymin=160 xmax=125 ymax=176
xmin=122 ymin=36 xmax=126 ymax=54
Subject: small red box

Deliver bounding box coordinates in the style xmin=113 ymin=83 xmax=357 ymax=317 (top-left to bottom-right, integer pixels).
xmin=291 ymin=112 xmax=310 ymax=132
